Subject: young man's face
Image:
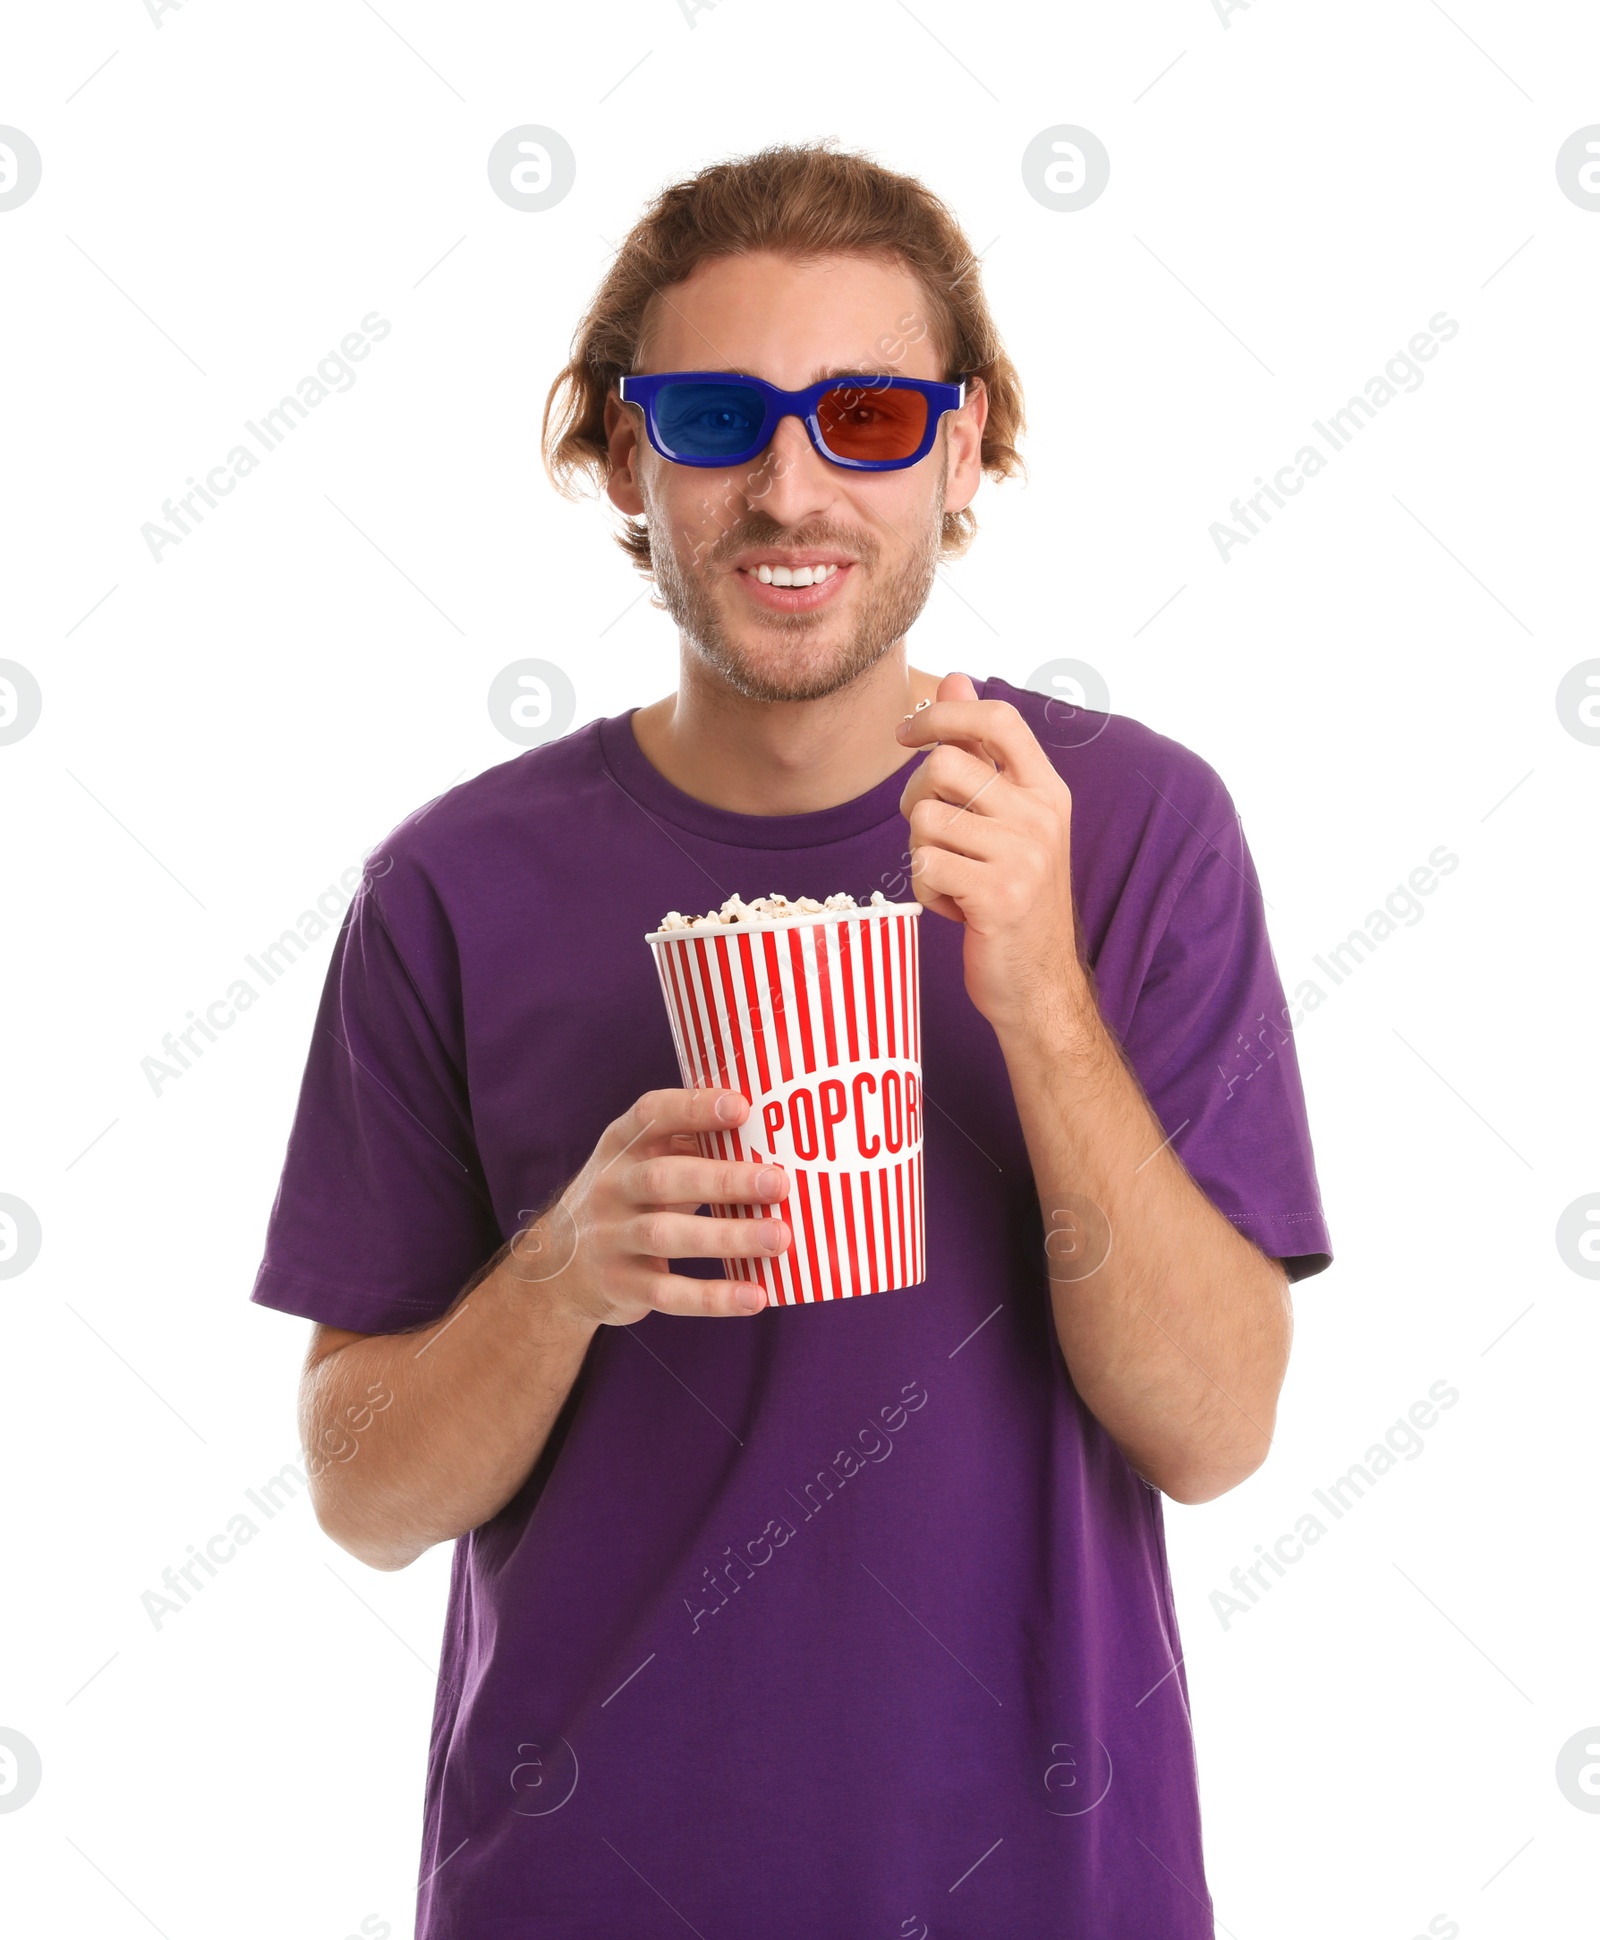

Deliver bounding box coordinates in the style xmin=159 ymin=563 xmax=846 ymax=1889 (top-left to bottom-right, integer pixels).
xmin=604 ymin=250 xmax=986 ymax=705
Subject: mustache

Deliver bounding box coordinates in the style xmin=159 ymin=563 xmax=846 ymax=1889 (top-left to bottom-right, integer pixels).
xmin=710 ymin=520 xmax=880 ymax=570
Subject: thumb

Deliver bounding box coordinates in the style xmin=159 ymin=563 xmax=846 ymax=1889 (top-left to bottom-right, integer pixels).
xmin=938 ymin=670 xmax=979 ymax=704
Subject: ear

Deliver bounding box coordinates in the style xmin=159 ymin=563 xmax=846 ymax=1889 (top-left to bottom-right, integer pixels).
xmin=603 ymin=391 xmax=646 ymax=515
xmin=940 ymin=376 xmax=988 ymax=518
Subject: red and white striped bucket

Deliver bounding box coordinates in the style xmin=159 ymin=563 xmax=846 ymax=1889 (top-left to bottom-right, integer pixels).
xmin=646 ymin=905 xmax=925 ymax=1305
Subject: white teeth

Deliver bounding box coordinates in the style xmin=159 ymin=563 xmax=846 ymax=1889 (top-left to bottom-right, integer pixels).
xmin=750 ymin=562 xmax=837 ymax=587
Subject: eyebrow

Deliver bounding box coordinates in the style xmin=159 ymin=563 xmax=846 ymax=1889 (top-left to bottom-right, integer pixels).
xmin=718 ymin=364 xmax=907 ymax=384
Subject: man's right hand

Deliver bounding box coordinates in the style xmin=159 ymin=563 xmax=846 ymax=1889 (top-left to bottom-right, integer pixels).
xmin=300 ymin=1086 xmax=788 ymax=1569
xmin=515 ymin=1087 xmax=791 ymax=1326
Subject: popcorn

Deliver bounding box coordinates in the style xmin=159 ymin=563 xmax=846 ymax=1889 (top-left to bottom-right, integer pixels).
xmin=646 ymin=893 xmax=926 ymax=1302
xmin=655 ymin=890 xmax=894 ymax=932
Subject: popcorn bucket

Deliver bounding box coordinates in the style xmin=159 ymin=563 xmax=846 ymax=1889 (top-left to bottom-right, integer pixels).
xmin=646 ymin=904 xmax=925 ymax=1304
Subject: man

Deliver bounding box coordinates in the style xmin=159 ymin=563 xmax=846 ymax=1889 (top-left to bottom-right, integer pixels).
xmin=253 ymin=141 xmax=1331 ymax=1937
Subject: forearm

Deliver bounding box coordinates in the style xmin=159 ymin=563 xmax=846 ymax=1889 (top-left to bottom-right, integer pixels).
xmin=298 ymin=1088 xmax=795 ymax=1569
xmin=303 ymin=1242 xmax=598 ymax=1571
xmin=893 ymin=682 xmax=1296 ymax=1501
xmin=998 ymin=997 xmax=1292 ymax=1504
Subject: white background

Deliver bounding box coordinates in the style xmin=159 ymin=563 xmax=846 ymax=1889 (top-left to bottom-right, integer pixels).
xmin=3 ymin=2 xmax=1598 ymax=1936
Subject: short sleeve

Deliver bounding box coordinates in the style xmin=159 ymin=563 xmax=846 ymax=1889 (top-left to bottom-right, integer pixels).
xmin=250 ymin=876 xmax=503 ymax=1332
xmin=1120 ymin=805 xmax=1333 ymax=1283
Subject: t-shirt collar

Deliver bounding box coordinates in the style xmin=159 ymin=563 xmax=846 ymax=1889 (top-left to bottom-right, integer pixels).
xmin=597 ymin=705 xmax=939 ymax=850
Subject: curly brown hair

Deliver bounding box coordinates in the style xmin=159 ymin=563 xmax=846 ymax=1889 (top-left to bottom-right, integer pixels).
xmin=541 ymin=139 xmax=1025 ymax=575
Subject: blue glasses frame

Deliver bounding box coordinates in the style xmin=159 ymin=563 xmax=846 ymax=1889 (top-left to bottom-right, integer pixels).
xmin=616 ymin=370 xmax=967 ymax=472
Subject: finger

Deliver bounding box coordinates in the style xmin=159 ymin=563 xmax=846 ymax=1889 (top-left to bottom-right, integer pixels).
xmin=623 ymin=1155 xmax=789 ymax=1209
xmin=624 ymin=1209 xmax=793 ymax=1262
xmin=896 ymin=694 xmax=1056 ymax=785
xmin=899 ymin=742 xmax=1008 ymax=818
xmin=908 ymin=796 xmax=1009 ymax=865
xmin=906 ymin=847 xmax=967 ymax=924
xmin=909 ymin=844 xmax=985 ymax=912
xmin=636 ymin=1270 xmax=771 ymax=1318
xmin=897 ymin=693 xmax=1042 ymax=770
xmin=602 ymin=1086 xmax=749 ymax=1164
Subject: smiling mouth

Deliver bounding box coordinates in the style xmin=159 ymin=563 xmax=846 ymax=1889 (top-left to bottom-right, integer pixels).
xmin=734 ymin=561 xmax=853 ymax=611
xmin=741 ymin=561 xmax=841 ymax=588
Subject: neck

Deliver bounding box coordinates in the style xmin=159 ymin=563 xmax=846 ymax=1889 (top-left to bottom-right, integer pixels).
xmin=630 ymin=644 xmax=944 ymax=816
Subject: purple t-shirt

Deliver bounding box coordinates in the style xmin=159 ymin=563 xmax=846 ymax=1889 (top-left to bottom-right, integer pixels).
xmin=252 ymin=675 xmax=1331 ymax=1939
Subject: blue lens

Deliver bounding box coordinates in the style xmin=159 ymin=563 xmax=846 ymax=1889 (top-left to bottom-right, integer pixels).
xmin=654 ymin=381 xmax=766 ymax=459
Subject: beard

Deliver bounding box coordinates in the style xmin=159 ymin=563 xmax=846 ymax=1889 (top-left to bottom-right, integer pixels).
xmin=643 ymin=449 xmax=947 ymax=705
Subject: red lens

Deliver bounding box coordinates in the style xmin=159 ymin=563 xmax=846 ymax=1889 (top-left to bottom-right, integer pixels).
xmin=816 ymin=381 xmax=929 ymax=462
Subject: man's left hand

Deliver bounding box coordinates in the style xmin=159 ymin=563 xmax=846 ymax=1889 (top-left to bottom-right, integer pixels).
xmin=896 ymin=672 xmax=1091 ymax=1038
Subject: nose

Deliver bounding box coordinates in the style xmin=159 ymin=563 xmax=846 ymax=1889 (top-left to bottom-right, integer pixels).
xmin=746 ymin=411 xmax=839 ymax=528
